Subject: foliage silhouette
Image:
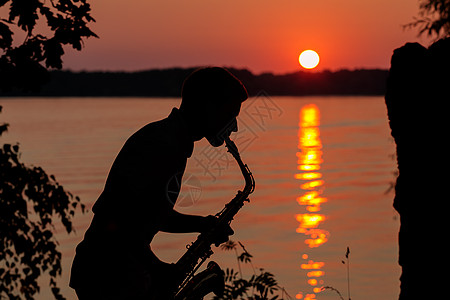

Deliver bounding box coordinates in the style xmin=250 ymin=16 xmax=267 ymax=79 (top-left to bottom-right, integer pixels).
xmin=0 ymin=0 xmax=97 ymax=92
xmin=214 ymin=240 xmax=292 ymax=300
xmin=406 ymin=0 xmax=450 ymax=38
xmin=0 ymin=105 xmax=86 ymax=299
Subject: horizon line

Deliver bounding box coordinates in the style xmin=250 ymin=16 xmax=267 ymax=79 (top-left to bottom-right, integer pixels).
xmin=59 ymin=65 xmax=389 ymax=76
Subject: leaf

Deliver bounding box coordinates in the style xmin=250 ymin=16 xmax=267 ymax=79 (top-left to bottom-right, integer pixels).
xmin=238 ymin=251 xmax=253 ymax=264
xmin=0 ymin=21 xmax=13 ymax=49
xmin=220 ymin=240 xmax=237 ymax=251
xmin=43 ymin=38 xmax=64 ymax=69
xmin=0 ymin=123 xmax=9 ymax=136
xmin=224 ymin=268 xmax=238 ymax=283
xmin=3 ymin=143 xmax=11 ymax=152
xmin=9 ymin=0 xmax=41 ymax=33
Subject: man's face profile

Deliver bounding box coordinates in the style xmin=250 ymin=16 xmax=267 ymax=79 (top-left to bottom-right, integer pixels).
xmin=205 ymin=100 xmax=241 ymax=147
xmin=179 ymin=67 xmax=248 ymax=146
xmin=206 ymin=117 xmax=238 ymax=147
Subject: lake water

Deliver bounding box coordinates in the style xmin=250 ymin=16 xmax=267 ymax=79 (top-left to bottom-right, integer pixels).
xmin=0 ymin=96 xmax=399 ymax=300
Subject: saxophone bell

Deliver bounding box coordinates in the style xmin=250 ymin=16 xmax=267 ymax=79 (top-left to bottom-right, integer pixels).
xmin=174 ymin=261 xmax=224 ymax=300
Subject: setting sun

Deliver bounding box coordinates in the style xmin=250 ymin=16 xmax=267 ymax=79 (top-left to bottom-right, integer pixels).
xmin=299 ymin=50 xmax=320 ymax=69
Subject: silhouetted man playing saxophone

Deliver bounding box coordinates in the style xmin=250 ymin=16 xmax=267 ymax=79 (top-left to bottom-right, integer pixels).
xmin=70 ymin=67 xmax=248 ymax=299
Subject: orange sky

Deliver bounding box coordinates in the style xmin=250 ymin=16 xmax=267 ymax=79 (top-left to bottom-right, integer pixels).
xmin=60 ymin=0 xmax=432 ymax=73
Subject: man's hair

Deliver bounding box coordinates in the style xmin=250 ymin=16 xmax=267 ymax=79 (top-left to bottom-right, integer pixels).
xmin=180 ymin=67 xmax=248 ymax=112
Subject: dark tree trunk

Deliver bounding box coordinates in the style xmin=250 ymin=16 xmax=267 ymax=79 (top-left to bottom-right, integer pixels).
xmin=385 ymin=38 xmax=450 ymax=299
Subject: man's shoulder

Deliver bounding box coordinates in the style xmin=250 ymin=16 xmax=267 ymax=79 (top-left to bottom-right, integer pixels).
xmin=126 ymin=115 xmax=177 ymax=150
xmin=132 ymin=113 xmax=170 ymax=135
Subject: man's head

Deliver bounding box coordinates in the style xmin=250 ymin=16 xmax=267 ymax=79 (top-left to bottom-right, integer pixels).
xmin=179 ymin=67 xmax=248 ymax=146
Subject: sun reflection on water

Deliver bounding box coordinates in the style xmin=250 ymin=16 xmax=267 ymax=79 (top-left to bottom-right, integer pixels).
xmin=295 ymin=104 xmax=328 ymax=299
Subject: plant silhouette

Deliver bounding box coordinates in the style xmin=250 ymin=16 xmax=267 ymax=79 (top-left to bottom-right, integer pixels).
xmin=0 ymin=0 xmax=97 ymax=91
xmin=0 ymin=105 xmax=86 ymax=299
xmin=405 ymin=0 xmax=450 ymax=38
xmin=215 ymin=240 xmax=292 ymax=300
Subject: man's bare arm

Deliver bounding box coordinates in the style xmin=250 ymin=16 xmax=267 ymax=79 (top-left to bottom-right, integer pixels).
xmin=159 ymin=210 xmax=233 ymax=246
xmin=159 ymin=209 xmax=210 ymax=233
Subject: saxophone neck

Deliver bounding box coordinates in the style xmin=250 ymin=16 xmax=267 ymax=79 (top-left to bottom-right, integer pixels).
xmin=224 ymin=136 xmax=255 ymax=194
xmin=224 ymin=136 xmax=239 ymax=159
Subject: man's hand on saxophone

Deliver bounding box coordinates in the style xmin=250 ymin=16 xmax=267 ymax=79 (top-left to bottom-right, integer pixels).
xmin=159 ymin=211 xmax=233 ymax=246
xmin=202 ymin=215 xmax=235 ymax=247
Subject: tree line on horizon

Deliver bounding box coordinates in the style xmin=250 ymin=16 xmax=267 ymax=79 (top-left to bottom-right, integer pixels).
xmin=0 ymin=67 xmax=388 ymax=97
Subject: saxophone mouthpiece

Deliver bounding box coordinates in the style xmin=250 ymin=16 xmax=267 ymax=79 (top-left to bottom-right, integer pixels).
xmin=224 ymin=135 xmax=232 ymax=146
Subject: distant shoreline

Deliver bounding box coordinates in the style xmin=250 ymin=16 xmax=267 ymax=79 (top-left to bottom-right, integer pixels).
xmin=0 ymin=67 xmax=388 ymax=97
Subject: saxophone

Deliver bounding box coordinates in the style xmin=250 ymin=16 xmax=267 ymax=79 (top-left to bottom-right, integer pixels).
xmin=173 ymin=136 xmax=255 ymax=300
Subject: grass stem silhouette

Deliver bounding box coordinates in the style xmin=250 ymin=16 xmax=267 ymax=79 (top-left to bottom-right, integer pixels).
xmin=343 ymin=247 xmax=351 ymax=300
